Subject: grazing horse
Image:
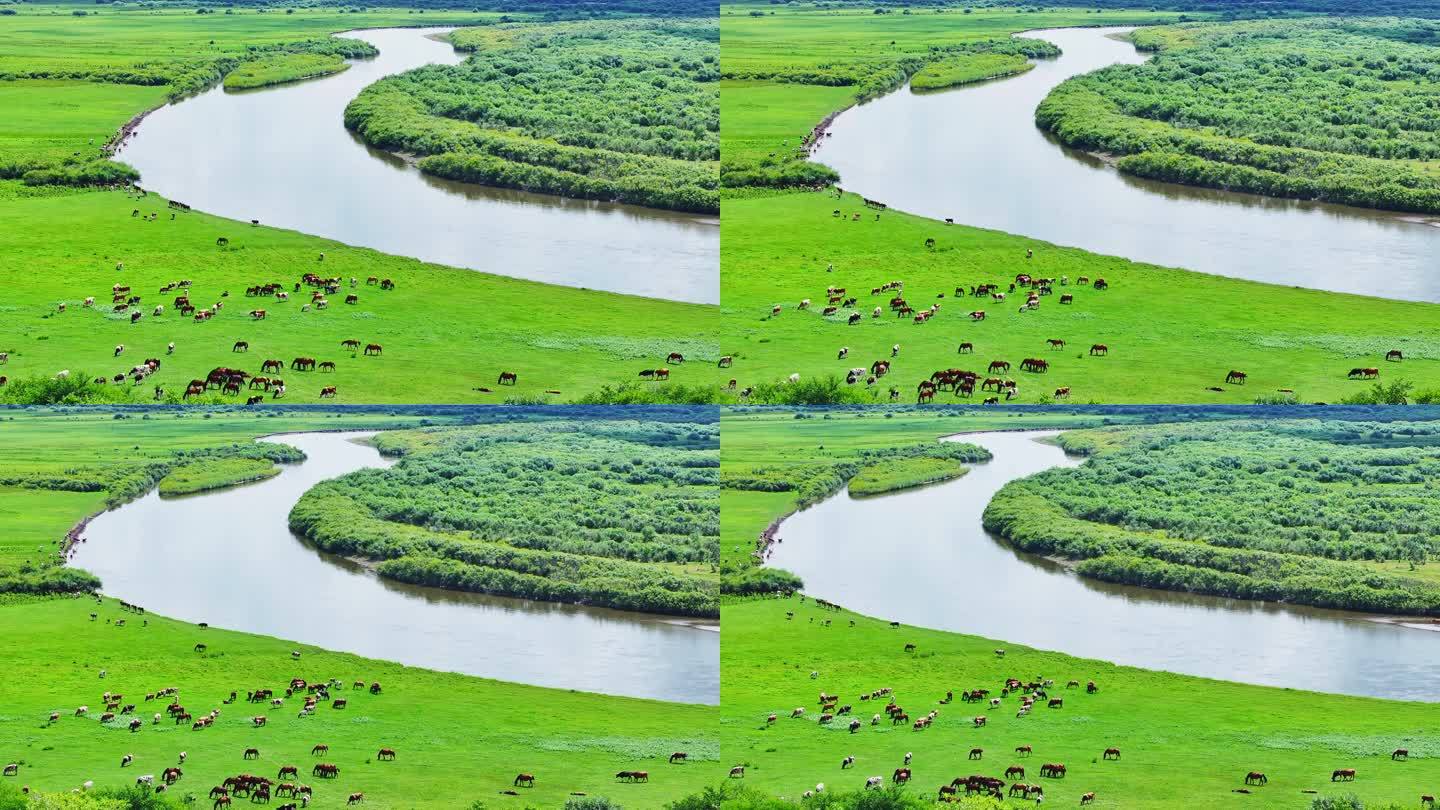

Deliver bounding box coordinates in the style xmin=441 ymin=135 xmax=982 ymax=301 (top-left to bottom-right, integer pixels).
xmin=729 ymin=766 xmax=745 ymax=778
xmin=347 ymin=792 xmax=364 ymax=805
xmin=1047 ymin=339 xmax=1065 ymax=350
xmin=311 ymin=745 xmax=328 ymax=756
xmin=376 ymin=748 xmax=396 ymax=761
xmin=262 ymin=359 xmax=284 ymax=373
xmin=514 ymin=773 xmax=535 ymax=787
xmin=1103 ymin=748 xmax=1121 ymax=760
xmin=892 ymin=768 xmax=910 ymax=784
xmin=291 ymin=357 xmax=316 ymax=371
xmin=1089 ymin=343 xmax=1108 ymax=356
xmin=1244 ymin=771 xmax=1267 ymax=786
xmin=669 ymin=752 xmax=688 ymax=764
xmin=1040 ymin=763 xmax=1066 ymax=779
xmin=498 ymin=371 xmax=518 ymax=386
xmin=1392 ymin=748 xmax=1408 ymax=760
xmin=1386 ymin=349 xmax=1404 ymax=362
xmin=1331 ymin=768 xmax=1356 ymax=782
xmin=1005 ymin=766 xmax=1025 ymax=779
xmin=243 ymin=748 xmax=259 ymax=760
xmin=1081 ymin=792 xmax=1096 ymax=805
xmin=363 ymin=343 xmax=382 ymax=356
xmin=1016 ymin=745 xmax=1032 ymax=757
xmin=1226 ymin=370 xmax=1247 ymax=385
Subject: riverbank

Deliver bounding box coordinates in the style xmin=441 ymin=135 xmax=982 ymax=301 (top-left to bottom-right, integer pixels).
xmin=722 ymin=595 xmax=1440 ymax=808
xmin=223 ymin=52 xmax=350 ymax=90
xmin=0 ymin=594 xmax=718 ymax=807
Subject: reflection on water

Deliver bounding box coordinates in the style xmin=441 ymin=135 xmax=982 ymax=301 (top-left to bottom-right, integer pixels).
xmin=815 ymin=26 xmax=1440 ymax=303
xmin=114 ymin=27 xmax=717 ymax=304
xmin=70 ymin=431 xmax=718 ymax=704
xmin=766 ymin=430 xmax=1440 ymax=701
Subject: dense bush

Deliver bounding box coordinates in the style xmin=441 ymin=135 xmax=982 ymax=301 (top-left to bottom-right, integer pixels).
xmin=985 ymin=419 xmax=1440 ymax=614
xmin=345 ymin=18 xmax=718 ymax=212
xmin=1037 ymin=17 xmax=1440 ymax=214
xmin=289 ymin=418 xmax=719 ymax=616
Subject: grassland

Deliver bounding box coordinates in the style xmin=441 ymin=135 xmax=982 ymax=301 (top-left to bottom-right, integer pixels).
xmin=722 ymin=190 xmax=1440 ymax=403
xmin=910 ymin=52 xmax=1032 ymax=92
xmin=222 ymin=52 xmax=349 ymax=90
xmin=0 ymin=6 xmax=720 ymax=404
xmin=0 ymin=595 xmax=717 ymax=808
xmin=718 ymin=4 xmax=1440 ymax=403
xmin=156 ymin=457 xmax=282 ymax=496
xmin=847 ymin=456 xmax=967 ymax=497
xmin=721 ymin=597 xmax=1439 ymax=809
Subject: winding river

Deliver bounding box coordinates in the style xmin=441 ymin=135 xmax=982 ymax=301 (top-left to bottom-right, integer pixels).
xmin=68 ymin=431 xmax=719 ymax=705
xmin=765 ymin=430 xmax=1440 ymax=702
xmin=815 ymin=26 xmax=1440 ymax=303
xmin=114 ymin=27 xmax=717 ymax=304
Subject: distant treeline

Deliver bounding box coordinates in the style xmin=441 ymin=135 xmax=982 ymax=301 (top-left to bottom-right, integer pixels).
xmin=1037 ymin=17 xmax=1440 ymax=214
xmin=345 ymin=18 xmax=718 ymax=212
xmin=984 ymin=419 xmax=1440 ymax=615
xmin=289 ymin=419 xmax=720 ymax=616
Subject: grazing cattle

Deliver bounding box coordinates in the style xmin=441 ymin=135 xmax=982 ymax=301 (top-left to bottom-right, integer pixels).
xmin=250 ymin=309 xmax=266 ymax=320
xmin=344 ymin=294 xmax=358 ymax=305
xmin=667 ymin=352 xmax=685 ymax=364
xmin=1348 ymin=367 xmax=1379 ymax=379
xmin=1048 ymin=698 xmax=1063 ymax=709
xmin=348 ymin=792 xmax=364 ymax=805
xmin=669 ymin=752 xmax=688 ymax=764
xmin=892 ymin=768 xmax=910 ymax=784
xmin=498 ymin=371 xmax=518 ymax=386
xmin=729 ymin=766 xmax=745 ymax=779
xmin=363 ymin=343 xmax=382 ymax=356
xmin=2 ymin=764 xmax=16 ymax=777
xmin=866 ymin=776 xmax=882 ymax=790
xmin=1244 ymin=771 xmax=1267 ymax=786
xmin=1059 ymin=294 xmax=1073 ymax=304
xmin=1093 ymin=278 xmax=1108 ymax=290
xmin=1332 ymin=768 xmax=1356 ymax=782
xmin=1226 ymin=370 xmax=1247 ymax=385
xmin=1081 ymin=791 xmax=1096 ymax=805
xmin=973 ymin=716 xmax=987 ymax=728
xmin=319 ymin=386 xmax=337 ymax=398
xmin=1054 ymin=387 xmax=1071 ymax=399
xmin=1392 ymin=748 xmax=1409 ymax=760
xmin=969 ymin=310 xmax=986 ymax=321
xmin=1386 ymin=349 xmax=1404 ymax=362
xmin=1103 ymin=748 xmax=1121 ymax=760
xmin=252 ymin=716 xmax=266 ymax=727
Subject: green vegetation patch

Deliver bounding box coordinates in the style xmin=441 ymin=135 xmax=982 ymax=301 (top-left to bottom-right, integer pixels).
xmin=910 ymin=50 xmax=1033 ymax=91
xmin=848 ymin=455 xmax=968 ymax=496
xmin=1037 ymin=17 xmax=1440 ymax=214
xmin=345 ymin=18 xmax=718 ymax=213
xmin=985 ymin=418 xmax=1440 ymax=614
xmin=289 ymin=416 xmax=721 ymax=616
xmin=222 ymin=51 xmax=348 ymax=89
xmin=156 ymin=456 xmax=282 ymax=495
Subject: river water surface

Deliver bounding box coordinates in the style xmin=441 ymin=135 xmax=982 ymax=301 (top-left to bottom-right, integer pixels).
xmin=114 ymin=27 xmax=717 ymax=304
xmin=814 ymin=26 xmax=1440 ymax=303
xmin=69 ymin=431 xmax=719 ymax=704
xmin=765 ymin=430 xmax=1440 ymax=701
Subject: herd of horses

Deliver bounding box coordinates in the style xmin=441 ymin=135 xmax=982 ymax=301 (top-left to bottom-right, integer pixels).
xmin=740 ymin=598 xmax=1426 ymax=805
xmin=6 ymin=605 xmax=688 ymax=802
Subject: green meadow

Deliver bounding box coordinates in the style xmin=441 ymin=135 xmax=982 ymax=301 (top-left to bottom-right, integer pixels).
xmin=720 ymin=407 xmax=1440 ymax=808
xmin=0 ymin=596 xmax=717 ymax=808
xmin=721 ymin=597 xmax=1439 ymax=809
xmin=222 ymin=52 xmax=349 ymax=90
xmin=718 ymin=3 xmax=1440 ymax=403
xmin=0 ymin=6 xmax=720 ymax=404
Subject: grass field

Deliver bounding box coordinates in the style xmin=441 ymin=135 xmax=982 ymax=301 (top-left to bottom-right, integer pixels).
xmin=0 ymin=6 xmax=720 ymax=404
xmin=721 ymin=597 xmax=1439 ymax=809
xmin=156 ymin=457 xmax=282 ymax=496
xmin=0 ymin=595 xmax=717 ymax=807
xmin=721 ymin=190 xmax=1440 ymax=403
xmin=718 ymin=4 xmax=1440 ymax=403
xmin=0 ymin=185 xmax=720 ymax=403
xmin=847 ymin=456 xmax=967 ymax=497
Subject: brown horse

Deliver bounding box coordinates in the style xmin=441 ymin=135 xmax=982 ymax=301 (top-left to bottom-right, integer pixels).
xmin=498 ymin=371 xmax=518 ymax=385
xmin=1089 ymin=343 xmax=1108 ymax=356
xmin=1331 ymin=768 xmax=1356 ymax=782
xmin=1103 ymin=748 xmax=1121 ymax=760
xmin=1244 ymin=771 xmax=1267 ymax=786
xmin=514 ymin=773 xmax=535 ymax=787
xmin=1226 ymin=370 xmax=1247 ymax=385
xmin=363 ymin=344 xmax=382 ymax=356
xmin=377 ymin=748 xmax=396 ymax=761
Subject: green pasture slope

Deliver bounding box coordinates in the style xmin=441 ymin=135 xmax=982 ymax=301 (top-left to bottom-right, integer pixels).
xmin=722 ymin=598 xmax=1439 ymax=809
xmin=719 ymin=407 xmax=1440 ymax=808
xmin=0 ymin=408 xmax=718 ymax=806
xmin=0 ymin=596 xmax=717 ymax=808
xmin=718 ymin=3 xmax=1440 ymax=403
xmin=0 ymin=6 xmax=719 ymax=404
